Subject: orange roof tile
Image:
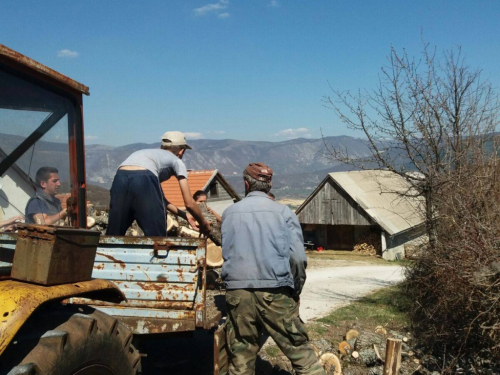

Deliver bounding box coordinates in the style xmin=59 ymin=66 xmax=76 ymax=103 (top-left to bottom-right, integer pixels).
xmin=162 ymin=170 xmax=216 ymax=207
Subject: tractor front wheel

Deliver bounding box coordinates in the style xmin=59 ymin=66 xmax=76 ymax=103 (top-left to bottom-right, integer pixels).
xmin=1 ymin=304 xmax=141 ymax=375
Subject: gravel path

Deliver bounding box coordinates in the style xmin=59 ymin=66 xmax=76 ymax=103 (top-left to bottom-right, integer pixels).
xmin=299 ymin=265 xmax=405 ymax=322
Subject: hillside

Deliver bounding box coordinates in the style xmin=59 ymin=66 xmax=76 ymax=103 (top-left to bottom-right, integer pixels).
xmin=1 ymin=134 xmax=374 ymax=200
xmin=85 ymin=136 xmax=372 ymax=198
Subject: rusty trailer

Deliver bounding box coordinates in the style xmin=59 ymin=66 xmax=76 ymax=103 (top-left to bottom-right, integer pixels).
xmin=0 ymin=233 xmax=222 ymax=334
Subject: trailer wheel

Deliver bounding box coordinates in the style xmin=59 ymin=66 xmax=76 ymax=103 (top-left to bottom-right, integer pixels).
xmin=1 ymin=304 xmax=141 ymax=375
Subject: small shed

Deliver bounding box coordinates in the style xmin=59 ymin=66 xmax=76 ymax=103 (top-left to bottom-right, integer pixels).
xmin=295 ymin=170 xmax=425 ymax=260
xmin=161 ymin=169 xmax=240 ymax=215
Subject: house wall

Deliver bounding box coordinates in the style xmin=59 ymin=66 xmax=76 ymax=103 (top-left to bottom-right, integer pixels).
xmin=297 ymin=179 xmax=373 ymax=226
xmin=206 ymin=177 xmax=238 ymax=215
xmin=0 ymin=169 xmax=33 ymax=221
xmin=207 ymin=179 xmax=233 ymax=203
xmin=382 ymin=225 xmax=427 ymax=260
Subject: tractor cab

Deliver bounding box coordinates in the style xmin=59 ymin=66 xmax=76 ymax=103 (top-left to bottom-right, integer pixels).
xmin=0 ymin=44 xmax=88 ymax=230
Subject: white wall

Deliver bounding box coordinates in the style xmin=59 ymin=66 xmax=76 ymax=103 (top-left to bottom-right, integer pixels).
xmin=0 ymin=171 xmax=34 ymax=222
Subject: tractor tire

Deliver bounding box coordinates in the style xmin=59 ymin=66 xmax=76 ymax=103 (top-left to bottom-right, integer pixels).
xmin=0 ymin=303 xmax=141 ymax=375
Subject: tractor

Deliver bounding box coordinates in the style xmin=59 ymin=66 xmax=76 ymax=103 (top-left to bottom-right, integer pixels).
xmin=0 ymin=44 xmax=227 ymax=375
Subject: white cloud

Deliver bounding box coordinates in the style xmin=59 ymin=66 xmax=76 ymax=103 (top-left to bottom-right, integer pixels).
xmin=268 ymin=0 xmax=279 ymax=7
xmin=184 ymin=132 xmax=204 ymax=140
xmin=218 ymin=12 xmax=230 ymax=19
xmin=274 ymin=128 xmax=312 ymax=139
xmin=85 ymin=135 xmax=98 ymax=140
xmin=57 ymin=49 xmax=79 ymax=58
xmin=207 ymin=130 xmax=226 ymax=134
xmin=193 ymin=0 xmax=229 ymax=16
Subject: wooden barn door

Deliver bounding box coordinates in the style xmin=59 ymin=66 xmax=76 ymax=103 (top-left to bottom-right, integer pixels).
xmin=327 ymin=225 xmax=354 ymax=250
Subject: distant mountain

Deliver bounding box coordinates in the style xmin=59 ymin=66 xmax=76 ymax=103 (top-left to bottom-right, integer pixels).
xmin=85 ymin=136 xmax=373 ymax=197
xmin=0 ymin=133 xmax=373 ymax=199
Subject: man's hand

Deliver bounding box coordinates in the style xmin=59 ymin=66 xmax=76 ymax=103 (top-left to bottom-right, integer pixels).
xmin=199 ymin=220 xmax=211 ymax=236
xmin=186 ymin=212 xmax=200 ymax=231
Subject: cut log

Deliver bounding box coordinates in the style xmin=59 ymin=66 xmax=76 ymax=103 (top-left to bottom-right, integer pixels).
xmin=319 ymin=353 xmax=341 ymax=375
xmin=355 ymin=330 xmax=387 ymax=367
xmin=199 ymin=202 xmax=222 ymax=246
xmin=355 ymin=331 xmax=385 ymax=351
xmin=167 ymin=214 xmax=179 ymax=232
xmin=179 ymin=226 xmax=200 ymax=238
xmin=345 ymin=329 xmax=359 ymax=341
xmin=373 ymin=344 xmax=383 ymax=362
xmin=338 ymin=341 xmax=351 ymax=355
xmin=383 ymin=338 xmax=402 ymax=375
xmin=351 ymin=351 xmax=359 ymax=359
xmin=206 ymin=239 xmax=223 ymax=268
xmin=375 ymin=326 xmax=387 ymax=335
xmin=358 ymin=348 xmax=378 ymax=367
xmin=347 ymin=337 xmax=357 ymax=350
xmin=87 ymin=216 xmax=96 ymax=228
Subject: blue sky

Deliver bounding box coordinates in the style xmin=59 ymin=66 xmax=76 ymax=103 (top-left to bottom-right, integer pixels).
xmin=1 ymin=1 xmax=499 ymax=146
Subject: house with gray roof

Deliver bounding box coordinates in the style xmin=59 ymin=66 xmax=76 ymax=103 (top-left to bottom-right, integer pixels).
xmin=295 ymin=170 xmax=426 ymax=260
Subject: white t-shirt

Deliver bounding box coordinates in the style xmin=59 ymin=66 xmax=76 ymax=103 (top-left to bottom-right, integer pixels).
xmin=119 ymin=149 xmax=188 ymax=182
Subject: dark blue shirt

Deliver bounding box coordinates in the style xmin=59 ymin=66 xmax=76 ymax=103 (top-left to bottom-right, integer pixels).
xmin=25 ymin=189 xmax=62 ymax=224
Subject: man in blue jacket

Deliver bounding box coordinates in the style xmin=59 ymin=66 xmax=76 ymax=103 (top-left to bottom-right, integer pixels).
xmin=221 ymin=163 xmax=325 ymax=375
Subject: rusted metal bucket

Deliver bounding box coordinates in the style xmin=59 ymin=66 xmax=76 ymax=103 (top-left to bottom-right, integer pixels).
xmin=11 ymin=224 xmax=100 ymax=285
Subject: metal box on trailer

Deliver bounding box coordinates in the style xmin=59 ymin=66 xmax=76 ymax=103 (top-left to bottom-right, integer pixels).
xmin=11 ymin=224 xmax=100 ymax=285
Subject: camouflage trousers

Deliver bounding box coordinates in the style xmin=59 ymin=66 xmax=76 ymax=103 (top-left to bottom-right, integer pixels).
xmin=225 ymin=288 xmax=326 ymax=375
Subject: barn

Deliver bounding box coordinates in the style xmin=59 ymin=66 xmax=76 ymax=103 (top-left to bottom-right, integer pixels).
xmin=161 ymin=169 xmax=240 ymax=215
xmin=295 ymin=170 xmax=426 ymax=260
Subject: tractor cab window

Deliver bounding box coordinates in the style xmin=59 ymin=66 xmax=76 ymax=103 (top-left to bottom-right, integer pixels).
xmin=0 ymin=67 xmax=77 ymax=229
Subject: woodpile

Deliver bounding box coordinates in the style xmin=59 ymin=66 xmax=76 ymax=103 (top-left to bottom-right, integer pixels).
xmin=336 ymin=326 xmax=412 ymax=371
xmin=176 ymin=204 xmax=224 ymax=268
xmin=353 ymin=232 xmax=381 ymax=255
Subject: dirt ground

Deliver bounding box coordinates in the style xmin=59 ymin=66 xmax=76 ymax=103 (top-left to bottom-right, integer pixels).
xmin=306 ymin=250 xmax=395 ymax=268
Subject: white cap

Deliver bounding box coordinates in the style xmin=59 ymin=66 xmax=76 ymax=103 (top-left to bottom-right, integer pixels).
xmin=161 ymin=131 xmax=192 ymax=149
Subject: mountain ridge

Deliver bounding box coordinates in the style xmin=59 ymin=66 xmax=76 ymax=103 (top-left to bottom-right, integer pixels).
xmin=85 ymin=135 xmax=371 ymax=197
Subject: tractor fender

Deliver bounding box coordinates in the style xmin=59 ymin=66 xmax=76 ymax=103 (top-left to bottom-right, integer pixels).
xmin=0 ymin=279 xmax=125 ymax=355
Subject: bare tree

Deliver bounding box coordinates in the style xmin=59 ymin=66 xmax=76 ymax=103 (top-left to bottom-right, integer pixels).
xmin=323 ymin=43 xmax=500 ymax=245
xmin=324 ymin=43 xmax=500 ymax=371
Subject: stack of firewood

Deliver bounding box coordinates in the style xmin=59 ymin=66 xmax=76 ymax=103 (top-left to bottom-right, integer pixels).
xmin=353 ymin=232 xmax=381 ymax=255
xmin=176 ymin=203 xmax=223 ymax=268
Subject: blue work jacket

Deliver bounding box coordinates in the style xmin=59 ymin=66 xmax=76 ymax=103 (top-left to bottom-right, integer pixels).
xmin=221 ymin=191 xmax=307 ymax=296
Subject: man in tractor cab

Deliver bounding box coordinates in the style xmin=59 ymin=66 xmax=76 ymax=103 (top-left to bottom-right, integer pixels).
xmin=25 ymin=166 xmax=68 ymax=225
xmin=106 ymin=131 xmax=210 ymax=237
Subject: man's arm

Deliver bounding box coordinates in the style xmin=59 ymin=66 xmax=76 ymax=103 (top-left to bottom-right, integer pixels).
xmin=165 ymin=202 xmax=200 ymax=230
xmin=0 ymin=215 xmax=24 ymax=229
xmin=286 ymin=207 xmax=307 ymax=297
xmin=32 ymin=210 xmax=67 ymax=226
xmin=26 ymin=199 xmax=67 ymax=226
xmin=178 ymin=178 xmax=210 ymax=234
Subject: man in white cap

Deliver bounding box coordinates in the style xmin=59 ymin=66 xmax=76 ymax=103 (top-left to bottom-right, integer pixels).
xmin=106 ymin=131 xmax=210 ymax=236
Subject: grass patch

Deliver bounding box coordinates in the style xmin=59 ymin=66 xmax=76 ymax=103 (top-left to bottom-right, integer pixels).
xmin=317 ymin=284 xmax=410 ymax=328
xmin=264 ymin=346 xmax=280 ymax=358
xmin=306 ymin=322 xmax=328 ymax=338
